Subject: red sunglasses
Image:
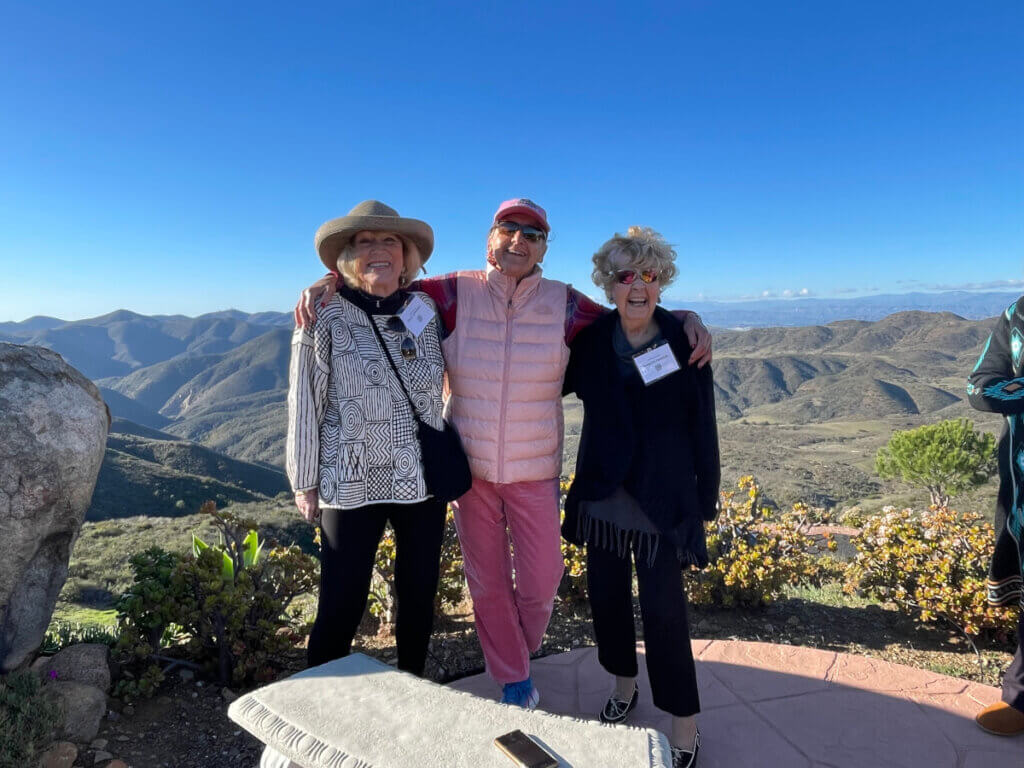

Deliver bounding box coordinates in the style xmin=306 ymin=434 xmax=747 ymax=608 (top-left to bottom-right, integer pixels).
xmin=614 ymin=269 xmax=660 ymax=285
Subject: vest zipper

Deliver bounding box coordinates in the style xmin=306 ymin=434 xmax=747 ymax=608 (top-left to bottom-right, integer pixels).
xmin=496 ymin=296 xmax=514 ymax=483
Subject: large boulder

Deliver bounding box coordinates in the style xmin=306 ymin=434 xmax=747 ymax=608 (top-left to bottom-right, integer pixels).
xmin=0 ymin=343 xmax=108 ymax=672
xmin=45 ymin=679 xmax=107 ymax=742
xmin=37 ymin=642 xmax=112 ymax=692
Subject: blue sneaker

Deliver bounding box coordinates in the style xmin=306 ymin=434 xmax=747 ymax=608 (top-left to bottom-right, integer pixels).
xmin=500 ymin=678 xmax=540 ymax=709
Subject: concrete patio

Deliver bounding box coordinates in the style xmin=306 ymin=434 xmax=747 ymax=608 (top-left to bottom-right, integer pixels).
xmin=448 ymin=640 xmax=1020 ymax=767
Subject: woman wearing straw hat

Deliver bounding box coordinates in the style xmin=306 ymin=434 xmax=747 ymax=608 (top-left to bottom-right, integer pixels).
xmin=286 ymin=200 xmax=450 ymax=675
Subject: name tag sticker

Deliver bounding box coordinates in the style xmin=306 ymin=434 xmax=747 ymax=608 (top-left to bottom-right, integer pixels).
xmin=399 ymin=296 xmax=432 ymax=338
xmin=633 ymin=342 xmax=681 ymax=385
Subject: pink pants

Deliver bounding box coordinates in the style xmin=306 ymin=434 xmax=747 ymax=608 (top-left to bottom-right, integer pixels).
xmin=453 ymin=476 xmax=565 ymax=684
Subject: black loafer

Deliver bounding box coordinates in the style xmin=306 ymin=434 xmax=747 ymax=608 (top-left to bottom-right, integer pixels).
xmin=670 ymin=729 xmax=700 ymax=768
xmin=599 ymin=683 xmax=639 ymax=724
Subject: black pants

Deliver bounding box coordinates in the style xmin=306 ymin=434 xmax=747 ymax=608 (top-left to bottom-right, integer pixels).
xmin=307 ymin=499 xmax=447 ymax=676
xmin=587 ymin=541 xmax=700 ymax=717
xmin=1003 ymin=609 xmax=1024 ymax=710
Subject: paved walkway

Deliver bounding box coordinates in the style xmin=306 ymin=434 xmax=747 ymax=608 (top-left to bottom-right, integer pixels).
xmin=448 ymin=640 xmax=1020 ymax=767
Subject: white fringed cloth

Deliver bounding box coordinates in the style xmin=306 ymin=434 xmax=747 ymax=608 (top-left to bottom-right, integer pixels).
xmin=228 ymin=654 xmax=671 ymax=768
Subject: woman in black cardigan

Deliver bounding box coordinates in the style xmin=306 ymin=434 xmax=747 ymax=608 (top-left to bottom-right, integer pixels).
xmin=563 ymin=227 xmax=720 ymax=768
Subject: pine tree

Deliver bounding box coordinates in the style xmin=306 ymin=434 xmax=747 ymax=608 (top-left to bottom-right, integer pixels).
xmin=875 ymin=419 xmax=996 ymax=507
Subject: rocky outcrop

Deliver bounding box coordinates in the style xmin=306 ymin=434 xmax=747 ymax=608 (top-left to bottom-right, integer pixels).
xmin=0 ymin=343 xmax=108 ymax=672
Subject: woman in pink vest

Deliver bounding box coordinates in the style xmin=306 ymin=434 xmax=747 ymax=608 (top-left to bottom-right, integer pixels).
xmin=295 ymin=199 xmax=712 ymax=707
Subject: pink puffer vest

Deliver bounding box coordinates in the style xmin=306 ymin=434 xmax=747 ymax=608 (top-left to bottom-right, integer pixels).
xmin=443 ymin=264 xmax=570 ymax=484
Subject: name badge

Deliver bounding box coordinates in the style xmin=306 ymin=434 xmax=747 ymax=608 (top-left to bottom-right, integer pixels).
xmin=399 ymin=295 xmax=433 ymax=338
xmin=633 ymin=342 xmax=680 ymax=385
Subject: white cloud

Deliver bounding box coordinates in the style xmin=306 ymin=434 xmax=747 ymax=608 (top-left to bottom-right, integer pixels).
xmin=775 ymin=288 xmax=815 ymax=298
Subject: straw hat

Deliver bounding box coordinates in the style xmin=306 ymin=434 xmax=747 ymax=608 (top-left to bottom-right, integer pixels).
xmin=314 ymin=200 xmax=434 ymax=272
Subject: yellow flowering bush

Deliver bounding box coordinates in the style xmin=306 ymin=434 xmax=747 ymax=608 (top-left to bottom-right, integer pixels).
xmin=556 ymin=475 xmax=830 ymax=608
xmin=846 ymin=505 xmax=1016 ymax=641
xmin=558 ymin=476 xmax=589 ymax=606
xmin=687 ymin=476 xmax=831 ymax=607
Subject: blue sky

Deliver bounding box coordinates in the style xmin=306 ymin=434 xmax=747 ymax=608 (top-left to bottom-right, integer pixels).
xmin=1 ymin=1 xmax=1021 ymax=321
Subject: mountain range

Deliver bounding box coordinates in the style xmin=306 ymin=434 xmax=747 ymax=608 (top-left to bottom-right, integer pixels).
xmin=1 ymin=293 xmax=1006 ymax=518
xmin=666 ymin=290 xmax=1023 ymax=328
xmin=711 ymin=311 xmax=986 ymax=423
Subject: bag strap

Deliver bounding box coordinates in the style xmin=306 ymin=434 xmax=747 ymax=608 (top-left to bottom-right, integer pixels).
xmin=365 ymin=314 xmax=425 ymax=425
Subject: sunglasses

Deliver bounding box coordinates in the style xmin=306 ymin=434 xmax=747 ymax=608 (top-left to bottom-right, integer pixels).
xmin=386 ymin=316 xmax=418 ymax=360
xmin=495 ymin=220 xmax=547 ymax=243
xmin=614 ymin=269 xmax=660 ymax=285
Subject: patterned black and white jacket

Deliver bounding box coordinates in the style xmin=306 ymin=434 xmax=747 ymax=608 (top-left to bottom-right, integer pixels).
xmin=286 ymin=289 xmax=446 ymax=509
xmin=968 ymin=296 xmax=1024 ymax=606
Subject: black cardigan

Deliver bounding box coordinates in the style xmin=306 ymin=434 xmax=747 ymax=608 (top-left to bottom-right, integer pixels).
xmin=562 ymin=307 xmax=721 ymax=566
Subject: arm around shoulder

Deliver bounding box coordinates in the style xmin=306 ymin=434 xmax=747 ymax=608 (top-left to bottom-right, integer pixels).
xmin=294 ymin=273 xmax=340 ymax=328
xmin=670 ymin=310 xmax=712 ymax=367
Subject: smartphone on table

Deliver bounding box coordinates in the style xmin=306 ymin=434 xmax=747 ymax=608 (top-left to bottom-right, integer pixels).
xmin=493 ymin=729 xmax=559 ymax=768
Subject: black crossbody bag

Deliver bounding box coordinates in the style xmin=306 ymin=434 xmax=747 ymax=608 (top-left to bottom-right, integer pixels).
xmin=367 ymin=317 xmax=473 ymax=502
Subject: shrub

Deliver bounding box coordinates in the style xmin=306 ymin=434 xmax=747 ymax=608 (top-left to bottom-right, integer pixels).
xmin=687 ymin=476 xmax=831 ymax=607
xmin=0 ymin=668 xmax=61 ymax=768
xmin=554 ymin=475 xmax=828 ymax=609
xmin=115 ymin=501 xmax=318 ymax=693
xmin=40 ymin=621 xmax=119 ymax=655
xmin=114 ymin=547 xmax=182 ymax=656
xmin=846 ymin=505 xmax=1016 ymax=644
xmin=839 ymin=505 xmax=869 ymax=529
xmin=557 ymin=477 xmax=588 ymax=607
xmin=113 ymin=662 xmax=165 ymax=701
xmin=434 ymin=512 xmax=466 ymax=610
xmin=559 ymin=538 xmax=589 ymax=607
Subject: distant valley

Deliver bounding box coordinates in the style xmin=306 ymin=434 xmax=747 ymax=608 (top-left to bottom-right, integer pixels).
xmin=1 ymin=292 xmax=1012 ymax=520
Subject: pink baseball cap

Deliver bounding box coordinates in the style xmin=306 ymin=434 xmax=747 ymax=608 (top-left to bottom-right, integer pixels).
xmin=493 ymin=198 xmax=550 ymax=233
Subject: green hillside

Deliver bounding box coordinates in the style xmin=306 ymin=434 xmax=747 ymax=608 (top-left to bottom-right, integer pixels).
xmin=88 ymin=430 xmax=289 ymax=521
xmin=108 ymin=417 xmax=179 ymax=441
xmin=163 ymin=397 xmax=287 ymax=466
xmin=105 ymin=433 xmax=288 ymax=496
